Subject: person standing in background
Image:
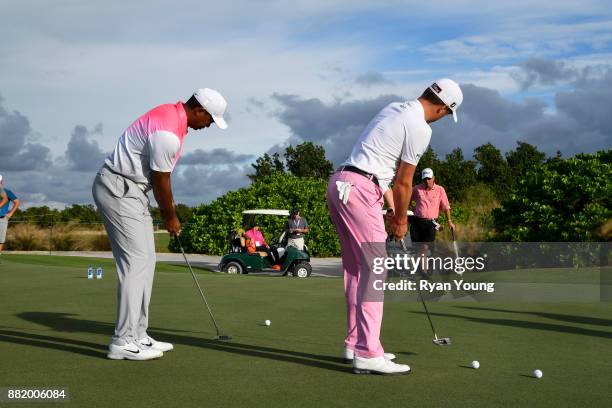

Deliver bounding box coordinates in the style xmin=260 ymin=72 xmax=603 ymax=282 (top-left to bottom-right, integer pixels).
xmin=0 ymin=174 xmax=21 ymax=256
xmin=286 ymin=208 xmax=309 ymax=251
xmin=410 ymin=167 xmax=455 ymax=244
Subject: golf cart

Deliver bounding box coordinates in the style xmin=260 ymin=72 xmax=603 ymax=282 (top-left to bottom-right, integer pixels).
xmin=218 ymin=209 xmax=312 ymax=278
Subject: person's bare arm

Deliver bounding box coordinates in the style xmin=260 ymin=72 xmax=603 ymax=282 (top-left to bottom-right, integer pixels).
xmin=0 ymin=193 xmax=7 ymax=209
xmin=408 ymin=186 xmax=417 ymax=211
xmin=445 ymin=207 xmax=455 ymax=231
xmin=391 ymin=160 xmax=417 ymax=240
xmin=384 ymin=189 xmax=395 ymax=211
xmin=151 ymin=171 xmax=180 ymax=235
xmin=7 ymin=198 xmax=20 ymax=218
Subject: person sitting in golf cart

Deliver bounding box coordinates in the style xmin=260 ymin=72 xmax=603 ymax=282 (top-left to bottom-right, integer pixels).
xmin=245 ymin=223 xmax=282 ymax=270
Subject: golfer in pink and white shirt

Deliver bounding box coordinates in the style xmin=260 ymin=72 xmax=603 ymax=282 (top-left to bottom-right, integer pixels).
xmin=93 ymin=88 xmax=228 ymax=361
xmin=327 ymin=79 xmax=463 ymax=375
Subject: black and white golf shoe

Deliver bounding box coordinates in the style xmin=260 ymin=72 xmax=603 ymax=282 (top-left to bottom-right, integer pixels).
xmin=107 ymin=341 xmax=163 ymax=361
xmin=137 ymin=336 xmax=174 ymax=352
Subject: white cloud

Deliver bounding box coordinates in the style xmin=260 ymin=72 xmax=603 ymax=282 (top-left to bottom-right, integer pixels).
xmin=423 ymin=19 xmax=612 ymax=63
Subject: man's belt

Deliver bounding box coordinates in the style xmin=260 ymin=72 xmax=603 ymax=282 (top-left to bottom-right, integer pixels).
xmin=410 ymin=215 xmax=441 ymax=230
xmin=339 ymin=166 xmax=380 ymax=187
xmin=410 ymin=215 xmax=436 ymax=222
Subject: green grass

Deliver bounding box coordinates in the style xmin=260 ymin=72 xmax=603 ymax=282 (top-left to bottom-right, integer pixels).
xmin=0 ymin=254 xmax=610 ymax=407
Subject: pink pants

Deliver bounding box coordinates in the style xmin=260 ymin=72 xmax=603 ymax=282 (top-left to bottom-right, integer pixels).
xmin=327 ymin=170 xmax=387 ymax=358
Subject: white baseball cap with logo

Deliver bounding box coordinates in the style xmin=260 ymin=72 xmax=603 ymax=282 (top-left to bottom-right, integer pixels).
xmin=429 ymin=78 xmax=463 ymax=123
xmin=194 ymin=88 xmax=228 ymax=130
xmin=422 ymin=168 xmax=434 ymax=179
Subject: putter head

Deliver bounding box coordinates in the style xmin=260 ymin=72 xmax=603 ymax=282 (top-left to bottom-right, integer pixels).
xmin=433 ymin=337 xmax=451 ymax=346
xmin=215 ymin=334 xmax=233 ymax=341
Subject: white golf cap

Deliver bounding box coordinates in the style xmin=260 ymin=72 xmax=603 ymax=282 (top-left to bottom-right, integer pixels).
xmin=0 ymin=174 xmax=3 ymax=183
xmin=429 ymin=78 xmax=463 ymax=123
xmin=194 ymin=88 xmax=228 ymax=130
xmin=422 ymin=168 xmax=434 ymax=179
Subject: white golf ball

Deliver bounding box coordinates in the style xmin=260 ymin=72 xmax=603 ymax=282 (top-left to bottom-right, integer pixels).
xmin=264 ymin=319 xmax=271 ymax=326
xmin=471 ymin=360 xmax=480 ymax=369
xmin=533 ymin=369 xmax=543 ymax=379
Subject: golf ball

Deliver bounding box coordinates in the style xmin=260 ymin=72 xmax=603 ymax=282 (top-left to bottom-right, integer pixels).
xmin=533 ymin=369 xmax=543 ymax=379
xmin=264 ymin=319 xmax=271 ymax=326
xmin=471 ymin=360 xmax=480 ymax=369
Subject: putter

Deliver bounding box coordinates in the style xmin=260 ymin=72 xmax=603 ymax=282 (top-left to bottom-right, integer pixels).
xmin=399 ymin=239 xmax=451 ymax=346
xmin=175 ymin=235 xmax=232 ymax=341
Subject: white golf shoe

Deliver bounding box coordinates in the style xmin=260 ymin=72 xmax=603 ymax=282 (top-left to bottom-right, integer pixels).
xmin=353 ymin=356 xmax=411 ymax=375
xmin=107 ymin=341 xmax=163 ymax=361
xmin=343 ymin=347 xmax=396 ymax=363
xmin=137 ymin=336 xmax=174 ymax=352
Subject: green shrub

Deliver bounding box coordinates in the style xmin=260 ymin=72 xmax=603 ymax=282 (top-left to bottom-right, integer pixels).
xmin=493 ymin=150 xmax=611 ymax=241
xmin=172 ymin=173 xmax=340 ymax=256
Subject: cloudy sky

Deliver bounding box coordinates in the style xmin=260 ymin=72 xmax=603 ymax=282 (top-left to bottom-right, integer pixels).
xmin=1 ymin=0 xmax=611 ymax=207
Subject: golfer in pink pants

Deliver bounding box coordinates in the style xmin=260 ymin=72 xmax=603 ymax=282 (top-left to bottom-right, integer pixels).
xmin=327 ymin=170 xmax=387 ymax=356
xmin=327 ymin=79 xmax=463 ymax=375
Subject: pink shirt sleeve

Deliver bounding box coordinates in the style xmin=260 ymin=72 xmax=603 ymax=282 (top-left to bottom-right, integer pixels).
xmin=439 ymin=186 xmax=450 ymax=211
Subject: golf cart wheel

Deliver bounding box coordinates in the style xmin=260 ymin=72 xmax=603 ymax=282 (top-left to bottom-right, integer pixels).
xmin=292 ymin=262 xmax=312 ymax=278
xmin=223 ymin=261 xmax=244 ymax=275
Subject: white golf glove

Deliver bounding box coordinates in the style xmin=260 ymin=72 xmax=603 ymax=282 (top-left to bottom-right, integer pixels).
xmin=336 ymin=181 xmax=352 ymax=205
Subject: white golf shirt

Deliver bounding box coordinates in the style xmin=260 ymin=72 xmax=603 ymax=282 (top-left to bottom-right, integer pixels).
xmin=105 ymin=102 xmax=188 ymax=190
xmin=343 ymin=100 xmax=432 ymax=192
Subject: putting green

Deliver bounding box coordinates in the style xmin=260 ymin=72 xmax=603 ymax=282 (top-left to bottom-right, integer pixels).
xmin=0 ymin=254 xmax=610 ymax=407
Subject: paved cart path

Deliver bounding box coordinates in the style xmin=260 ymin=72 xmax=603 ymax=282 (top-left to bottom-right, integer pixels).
xmin=6 ymin=251 xmax=344 ymax=277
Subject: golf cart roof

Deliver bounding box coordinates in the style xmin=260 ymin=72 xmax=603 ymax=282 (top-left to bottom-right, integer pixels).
xmin=242 ymin=209 xmax=290 ymax=216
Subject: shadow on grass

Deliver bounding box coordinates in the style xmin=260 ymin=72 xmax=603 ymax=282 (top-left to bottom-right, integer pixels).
xmin=453 ymin=306 xmax=612 ymax=327
xmin=409 ymin=310 xmax=612 ymax=339
xmin=395 ymin=351 xmax=417 ymax=357
xmin=6 ymin=312 xmax=356 ymax=372
xmin=0 ymin=329 xmax=108 ymax=359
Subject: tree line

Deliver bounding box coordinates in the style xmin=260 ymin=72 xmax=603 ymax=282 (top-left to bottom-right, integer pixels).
xmin=12 ymin=204 xmax=193 ymax=227
xmin=249 ymin=141 xmax=557 ymax=203
xmin=11 ymin=141 xmax=610 ymax=248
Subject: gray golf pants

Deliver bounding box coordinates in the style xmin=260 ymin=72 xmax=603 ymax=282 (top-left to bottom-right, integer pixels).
xmin=0 ymin=217 xmax=8 ymax=244
xmin=92 ymin=165 xmax=155 ymax=344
